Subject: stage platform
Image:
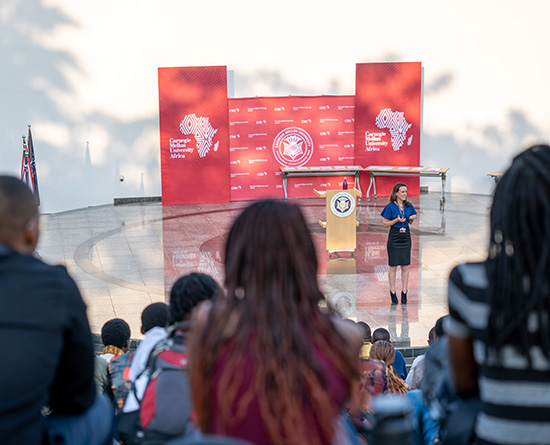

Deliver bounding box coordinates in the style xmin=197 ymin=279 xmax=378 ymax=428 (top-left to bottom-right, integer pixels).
xmin=36 ymin=192 xmax=490 ymax=348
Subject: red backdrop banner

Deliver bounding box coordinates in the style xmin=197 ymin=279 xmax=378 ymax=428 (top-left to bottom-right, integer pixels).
xmin=228 ymin=96 xmax=355 ymax=201
xmin=159 ymin=66 xmax=230 ymax=205
xmin=354 ymin=62 xmax=422 ymax=196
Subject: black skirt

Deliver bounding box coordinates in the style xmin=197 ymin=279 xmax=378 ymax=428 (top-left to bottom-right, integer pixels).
xmin=387 ymin=226 xmax=411 ymax=266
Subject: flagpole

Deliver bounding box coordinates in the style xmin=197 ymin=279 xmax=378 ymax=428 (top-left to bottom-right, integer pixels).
xmin=27 ymin=125 xmax=40 ymax=206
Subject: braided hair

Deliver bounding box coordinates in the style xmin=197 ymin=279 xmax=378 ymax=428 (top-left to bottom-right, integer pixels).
xmin=369 ymin=340 xmax=408 ymax=395
xmin=485 ymin=144 xmax=550 ymax=364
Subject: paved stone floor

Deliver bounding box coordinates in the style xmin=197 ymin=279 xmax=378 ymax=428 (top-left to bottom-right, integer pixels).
xmin=36 ymin=192 xmax=490 ymax=347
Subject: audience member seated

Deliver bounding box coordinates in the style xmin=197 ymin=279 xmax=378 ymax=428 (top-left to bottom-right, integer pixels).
xmin=446 ymin=145 xmax=550 ymax=444
xmin=359 ymin=358 xmax=387 ymax=401
xmin=94 ymin=318 xmax=131 ymax=394
xmin=420 ymin=315 xmax=456 ymax=439
xmin=405 ymin=389 xmax=439 ymax=445
xmin=0 ymin=175 xmax=112 ymax=444
xmin=123 ymin=273 xmax=221 ymax=413
xmin=405 ymin=327 xmax=437 ymax=390
xmin=372 ymin=327 xmax=408 ymax=379
xmin=357 ymin=321 xmax=372 ymax=359
xmin=190 ymin=199 xmax=363 ymax=445
xmin=433 ymin=315 xmax=445 ymax=339
xmin=369 ymin=341 xmax=408 ymax=395
xmin=110 ymin=302 xmax=170 ymax=411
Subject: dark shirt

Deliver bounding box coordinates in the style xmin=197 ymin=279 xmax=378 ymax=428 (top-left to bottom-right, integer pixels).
xmin=393 ymin=349 xmax=408 ymax=379
xmin=0 ymin=245 xmax=96 ymax=444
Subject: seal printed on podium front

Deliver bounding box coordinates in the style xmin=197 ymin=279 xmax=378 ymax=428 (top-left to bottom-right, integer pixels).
xmin=272 ymin=127 xmax=314 ymax=167
xmin=330 ymin=191 xmax=355 ymax=218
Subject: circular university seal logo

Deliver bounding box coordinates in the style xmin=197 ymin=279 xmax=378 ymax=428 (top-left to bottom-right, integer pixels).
xmin=331 ymin=291 xmax=354 ymax=317
xmin=272 ymin=127 xmax=314 ymax=167
xmin=330 ymin=192 xmax=355 ymax=218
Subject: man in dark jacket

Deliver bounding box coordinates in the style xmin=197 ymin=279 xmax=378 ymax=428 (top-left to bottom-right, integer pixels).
xmin=0 ymin=175 xmax=112 ymax=444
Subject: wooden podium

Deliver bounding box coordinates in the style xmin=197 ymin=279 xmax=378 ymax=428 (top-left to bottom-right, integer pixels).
xmin=314 ymin=189 xmax=360 ymax=255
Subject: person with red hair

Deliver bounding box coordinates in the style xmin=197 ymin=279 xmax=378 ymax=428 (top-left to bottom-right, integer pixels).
xmin=190 ymin=199 xmax=362 ymax=445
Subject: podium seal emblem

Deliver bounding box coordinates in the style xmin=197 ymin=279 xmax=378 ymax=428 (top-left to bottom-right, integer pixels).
xmin=330 ymin=192 xmax=355 ymax=218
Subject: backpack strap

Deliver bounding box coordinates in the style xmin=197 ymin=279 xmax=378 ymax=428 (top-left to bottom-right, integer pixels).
xmin=130 ymin=325 xmax=187 ymax=406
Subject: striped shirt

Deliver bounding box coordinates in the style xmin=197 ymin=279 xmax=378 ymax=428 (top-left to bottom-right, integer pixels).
xmin=446 ymin=262 xmax=550 ymax=445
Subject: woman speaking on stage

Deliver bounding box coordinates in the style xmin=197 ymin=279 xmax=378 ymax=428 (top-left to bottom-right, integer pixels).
xmin=381 ymin=182 xmax=418 ymax=305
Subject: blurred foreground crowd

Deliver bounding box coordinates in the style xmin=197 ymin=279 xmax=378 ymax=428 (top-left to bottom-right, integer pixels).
xmin=1 ymin=144 xmax=550 ymax=445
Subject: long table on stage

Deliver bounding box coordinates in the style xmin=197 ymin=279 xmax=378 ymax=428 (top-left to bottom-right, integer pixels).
xmin=281 ymin=166 xmax=363 ymax=199
xmin=365 ymin=166 xmax=449 ymax=205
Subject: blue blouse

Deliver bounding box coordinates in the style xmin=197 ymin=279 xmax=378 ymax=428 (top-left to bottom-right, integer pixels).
xmin=380 ymin=202 xmax=417 ymax=228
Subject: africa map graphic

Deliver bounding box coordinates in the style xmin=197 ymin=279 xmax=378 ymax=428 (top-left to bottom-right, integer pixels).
xmin=375 ymin=108 xmax=412 ymax=151
xmin=180 ymin=114 xmax=219 ymax=158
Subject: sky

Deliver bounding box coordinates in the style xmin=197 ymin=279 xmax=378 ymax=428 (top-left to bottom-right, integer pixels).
xmin=1 ymin=0 xmax=549 ymax=211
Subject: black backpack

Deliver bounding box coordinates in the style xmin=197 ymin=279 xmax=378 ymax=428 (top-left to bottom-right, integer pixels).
xmin=109 ymin=351 xmax=135 ymax=411
xmin=118 ymin=324 xmax=194 ymax=444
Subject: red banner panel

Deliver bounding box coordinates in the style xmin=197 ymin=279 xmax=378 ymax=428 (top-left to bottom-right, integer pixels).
xmin=228 ymin=96 xmax=355 ymax=200
xmin=354 ymin=62 xmax=422 ymax=196
xmin=159 ymin=66 xmax=230 ymax=205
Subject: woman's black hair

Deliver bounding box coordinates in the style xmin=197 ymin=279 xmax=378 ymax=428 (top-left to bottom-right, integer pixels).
xmin=485 ymin=144 xmax=550 ymax=364
xmin=101 ymin=318 xmax=131 ymax=349
xmin=169 ymin=272 xmax=222 ymax=323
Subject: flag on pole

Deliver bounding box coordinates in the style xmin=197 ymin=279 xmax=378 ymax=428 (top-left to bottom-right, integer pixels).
xmin=20 ymin=126 xmax=40 ymax=205
xmin=21 ymin=136 xmax=31 ymax=187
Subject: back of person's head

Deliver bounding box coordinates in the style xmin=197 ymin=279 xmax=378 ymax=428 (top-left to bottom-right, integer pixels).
xmin=170 ymin=273 xmax=221 ymax=323
xmin=101 ymin=318 xmax=131 ymax=350
xmin=191 ymin=199 xmax=360 ymax=445
xmin=357 ymin=321 xmax=372 ymax=343
xmin=372 ymin=327 xmax=391 ymax=343
xmin=0 ymin=175 xmax=39 ymax=253
xmin=486 ymin=144 xmax=550 ymax=362
xmin=224 ymin=199 xmax=320 ymax=306
xmin=370 ymin=340 xmax=408 ymax=395
xmin=141 ymin=302 xmax=170 ymax=334
xmin=428 ymin=327 xmax=437 ymax=346
xmin=370 ymin=340 xmax=395 ymax=366
xmin=434 ymin=316 xmax=447 ymax=339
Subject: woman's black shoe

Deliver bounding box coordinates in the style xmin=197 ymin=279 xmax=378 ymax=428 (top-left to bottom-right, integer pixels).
xmin=390 ymin=291 xmax=398 ymax=305
xmin=401 ymin=291 xmax=408 ymax=304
